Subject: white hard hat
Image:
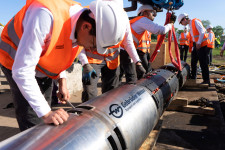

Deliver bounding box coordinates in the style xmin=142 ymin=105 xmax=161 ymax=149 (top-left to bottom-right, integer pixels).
xmin=107 ymin=0 xmax=123 ymax=8
xmin=207 ymin=25 xmax=213 ymax=29
xmin=0 ymin=26 xmax=3 ymax=38
xmin=137 ymin=5 xmax=154 ymax=16
xmin=89 ymin=0 xmax=127 ymax=54
xmin=178 ymin=13 xmax=188 ymax=24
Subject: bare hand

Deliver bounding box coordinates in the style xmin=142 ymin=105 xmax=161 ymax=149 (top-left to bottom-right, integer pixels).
xmin=42 ymin=109 xmax=69 ymax=125
xmin=57 ymin=78 xmax=70 ymax=104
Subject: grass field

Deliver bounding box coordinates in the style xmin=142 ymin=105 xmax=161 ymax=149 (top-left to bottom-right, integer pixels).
xmin=185 ymin=47 xmax=225 ymax=66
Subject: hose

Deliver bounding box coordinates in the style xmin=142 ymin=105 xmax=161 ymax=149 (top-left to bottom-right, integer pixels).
xmin=150 ymin=11 xmax=182 ymax=71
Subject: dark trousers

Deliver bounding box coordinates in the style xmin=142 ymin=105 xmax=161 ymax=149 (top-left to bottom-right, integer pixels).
xmin=137 ymin=49 xmax=152 ymax=74
xmin=1 ymin=66 xmax=53 ymax=131
xmin=82 ymin=63 xmax=120 ymax=102
xmin=180 ymin=45 xmax=189 ymax=62
xmin=191 ymin=44 xmax=210 ymax=82
xmin=208 ymin=48 xmax=213 ymax=65
xmin=119 ymin=50 xmax=137 ymax=84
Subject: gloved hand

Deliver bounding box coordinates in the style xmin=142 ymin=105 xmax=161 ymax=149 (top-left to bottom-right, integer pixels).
xmin=136 ymin=63 xmax=146 ymax=80
xmin=169 ymin=13 xmax=177 ymax=23
xmin=82 ymin=64 xmax=97 ymax=85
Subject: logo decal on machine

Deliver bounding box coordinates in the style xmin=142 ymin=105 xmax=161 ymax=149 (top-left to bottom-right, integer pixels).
xmin=108 ymin=89 xmax=145 ymax=118
xmin=109 ymin=104 xmax=123 ymax=118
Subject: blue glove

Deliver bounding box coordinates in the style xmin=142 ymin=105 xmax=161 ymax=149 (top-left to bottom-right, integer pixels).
xmin=82 ymin=64 xmax=97 ymax=85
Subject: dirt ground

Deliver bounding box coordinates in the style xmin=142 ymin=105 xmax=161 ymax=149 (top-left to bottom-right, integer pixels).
xmin=216 ymin=83 xmax=225 ymax=119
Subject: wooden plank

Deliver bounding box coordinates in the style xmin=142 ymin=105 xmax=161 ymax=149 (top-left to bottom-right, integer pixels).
xmin=165 ymin=42 xmax=176 ymax=64
xmin=183 ymin=79 xmax=197 ymax=87
xmin=167 ymin=97 xmax=188 ymax=111
xmin=139 ymin=119 xmax=163 ymax=150
xmin=0 ymin=85 xmax=10 ymax=94
xmin=170 ymin=97 xmax=188 ymax=106
xmin=150 ymin=42 xmax=167 ymax=69
xmin=166 ymin=96 xmax=215 ymax=115
xmin=0 ymin=76 xmax=8 ymax=85
xmin=182 ymin=105 xmax=215 ymax=115
xmin=167 ymin=104 xmax=215 ymax=115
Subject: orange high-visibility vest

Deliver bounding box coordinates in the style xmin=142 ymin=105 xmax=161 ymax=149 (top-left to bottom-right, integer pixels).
xmin=130 ymin=16 xmax=151 ymax=53
xmin=146 ymin=31 xmax=151 ymax=53
xmin=189 ymin=33 xmax=193 ymax=53
xmin=179 ymin=32 xmax=190 ymax=46
xmin=191 ymin=18 xmax=210 ymax=47
xmin=207 ymin=31 xmax=215 ymax=49
xmin=137 ymin=30 xmax=151 ymax=53
xmin=86 ymin=35 xmax=126 ymax=70
xmin=86 ymin=44 xmax=120 ymax=70
xmin=0 ymin=0 xmax=82 ymax=79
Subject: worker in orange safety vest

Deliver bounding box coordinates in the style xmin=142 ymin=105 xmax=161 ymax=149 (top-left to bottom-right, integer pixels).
xmin=178 ymin=13 xmax=211 ymax=86
xmin=0 ymin=0 xmax=129 ymax=131
xmin=130 ymin=4 xmax=175 ymax=79
xmin=78 ymin=20 xmax=146 ymax=102
xmin=179 ymin=26 xmax=190 ymax=62
xmin=206 ymin=25 xmax=215 ymax=65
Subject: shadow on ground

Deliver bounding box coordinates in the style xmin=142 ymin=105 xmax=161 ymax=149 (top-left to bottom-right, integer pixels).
xmin=0 ymin=126 xmax=20 ymax=142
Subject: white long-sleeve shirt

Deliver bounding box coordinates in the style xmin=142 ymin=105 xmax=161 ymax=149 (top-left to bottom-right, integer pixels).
xmin=188 ymin=19 xmax=206 ymax=45
xmin=131 ymin=17 xmax=172 ymax=35
xmin=208 ymin=32 xmax=214 ymax=42
xmin=78 ymin=16 xmax=140 ymax=65
xmin=12 ymin=3 xmax=85 ymax=117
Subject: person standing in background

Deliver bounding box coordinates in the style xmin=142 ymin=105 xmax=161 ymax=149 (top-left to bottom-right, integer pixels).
xmin=179 ymin=26 xmax=190 ymax=62
xmin=220 ymin=42 xmax=225 ymax=57
xmin=206 ymin=25 xmax=215 ymax=65
xmin=130 ymin=4 xmax=175 ymax=79
xmin=79 ymin=20 xmax=146 ymax=102
xmin=178 ymin=13 xmax=211 ymax=86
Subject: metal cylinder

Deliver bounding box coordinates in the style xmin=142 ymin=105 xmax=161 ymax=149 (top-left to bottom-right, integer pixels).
xmin=137 ymin=68 xmax=179 ymax=116
xmin=0 ymin=65 xmax=185 ymax=150
xmin=160 ymin=61 xmax=190 ymax=88
xmin=0 ymin=112 xmax=118 ymax=150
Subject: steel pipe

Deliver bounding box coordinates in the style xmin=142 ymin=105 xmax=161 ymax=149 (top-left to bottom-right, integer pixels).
xmin=0 ymin=65 xmax=189 ymax=150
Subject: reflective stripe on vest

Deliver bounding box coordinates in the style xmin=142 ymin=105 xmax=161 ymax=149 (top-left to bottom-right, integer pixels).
xmin=179 ymin=32 xmax=189 ymax=46
xmin=192 ymin=18 xmax=210 ymax=47
xmin=208 ymin=31 xmax=215 ymax=48
xmin=8 ymin=18 xmax=20 ymax=47
xmin=137 ymin=31 xmax=151 ymax=53
xmin=0 ymin=0 xmax=81 ymax=79
xmin=86 ymin=47 xmax=120 ymax=70
xmin=130 ymin=16 xmax=146 ymax=48
xmin=0 ymin=40 xmax=16 ymax=59
xmin=132 ymin=34 xmax=139 ymax=47
xmin=37 ymin=64 xmax=58 ymax=77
